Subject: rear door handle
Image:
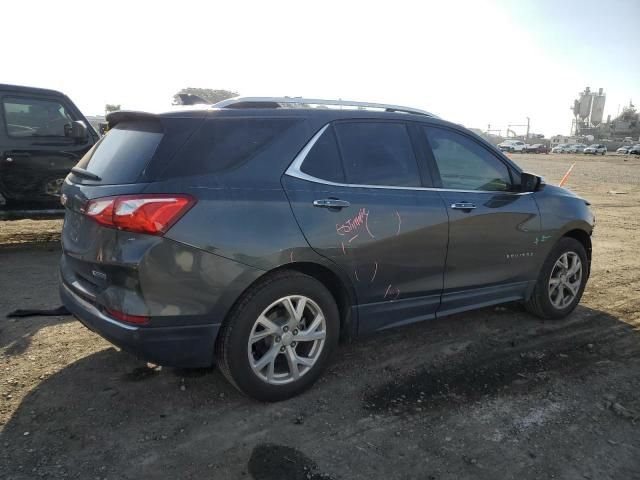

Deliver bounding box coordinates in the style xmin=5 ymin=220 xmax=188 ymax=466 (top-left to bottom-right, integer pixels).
xmin=313 ymin=198 xmax=351 ymax=209
xmin=451 ymin=202 xmax=477 ymax=210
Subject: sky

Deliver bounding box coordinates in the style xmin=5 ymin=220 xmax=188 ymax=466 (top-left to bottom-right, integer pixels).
xmin=2 ymin=0 xmax=638 ymax=137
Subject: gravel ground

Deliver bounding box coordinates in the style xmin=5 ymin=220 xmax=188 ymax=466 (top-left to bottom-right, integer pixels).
xmin=0 ymin=219 xmax=62 ymax=245
xmin=1 ymin=153 xmax=640 ymax=479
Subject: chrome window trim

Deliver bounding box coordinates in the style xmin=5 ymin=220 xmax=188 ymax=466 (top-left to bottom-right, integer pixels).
xmin=285 ymin=123 xmax=533 ymax=196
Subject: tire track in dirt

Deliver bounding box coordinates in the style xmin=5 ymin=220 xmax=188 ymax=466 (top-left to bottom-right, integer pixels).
xmin=363 ymin=315 xmax=640 ymax=415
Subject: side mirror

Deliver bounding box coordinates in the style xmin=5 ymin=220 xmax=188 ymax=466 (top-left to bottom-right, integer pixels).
xmin=69 ymin=120 xmax=88 ymax=141
xmin=521 ymin=172 xmax=543 ymax=192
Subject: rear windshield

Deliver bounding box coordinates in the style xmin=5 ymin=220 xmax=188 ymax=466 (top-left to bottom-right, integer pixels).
xmin=75 ymin=120 xmax=163 ymax=184
xmin=159 ymin=117 xmax=299 ymax=178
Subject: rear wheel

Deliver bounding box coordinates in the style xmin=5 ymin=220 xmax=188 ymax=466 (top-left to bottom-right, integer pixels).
xmin=525 ymin=237 xmax=588 ymax=319
xmin=216 ymin=271 xmax=339 ymax=401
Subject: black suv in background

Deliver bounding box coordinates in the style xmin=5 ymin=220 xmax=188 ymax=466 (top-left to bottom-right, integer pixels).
xmin=0 ymin=84 xmax=99 ymax=218
xmin=59 ymin=97 xmax=594 ymax=401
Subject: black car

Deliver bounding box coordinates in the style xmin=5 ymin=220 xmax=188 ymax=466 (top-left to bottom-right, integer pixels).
xmin=60 ymin=97 xmax=594 ymax=401
xmin=0 ymin=84 xmax=99 ymax=218
xmin=525 ymin=144 xmax=550 ymax=154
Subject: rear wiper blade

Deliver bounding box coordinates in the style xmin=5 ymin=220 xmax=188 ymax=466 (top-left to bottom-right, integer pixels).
xmin=71 ymin=167 xmax=101 ymax=181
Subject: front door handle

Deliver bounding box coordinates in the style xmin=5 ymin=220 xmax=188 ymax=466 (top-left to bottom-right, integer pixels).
xmin=313 ymin=198 xmax=351 ymax=209
xmin=5 ymin=152 xmax=30 ymax=162
xmin=451 ymin=202 xmax=477 ymax=210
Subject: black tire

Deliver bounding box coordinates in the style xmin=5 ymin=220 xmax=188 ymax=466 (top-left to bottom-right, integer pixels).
xmin=215 ymin=271 xmax=339 ymax=401
xmin=525 ymin=237 xmax=589 ymax=319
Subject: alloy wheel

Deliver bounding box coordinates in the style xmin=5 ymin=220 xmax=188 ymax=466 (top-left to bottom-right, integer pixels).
xmin=548 ymin=251 xmax=582 ymax=309
xmin=247 ymin=295 xmax=327 ymax=385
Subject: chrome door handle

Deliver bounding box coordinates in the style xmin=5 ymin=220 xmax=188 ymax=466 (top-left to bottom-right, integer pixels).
xmin=313 ymin=198 xmax=351 ymax=209
xmin=451 ymin=202 xmax=477 ymax=210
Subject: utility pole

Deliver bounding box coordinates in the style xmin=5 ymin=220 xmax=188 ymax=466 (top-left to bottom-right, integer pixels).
xmin=526 ymin=117 xmax=530 ymax=140
xmin=486 ymin=123 xmax=503 ymax=137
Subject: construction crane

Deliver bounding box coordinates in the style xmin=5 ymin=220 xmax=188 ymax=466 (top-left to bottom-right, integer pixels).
xmin=507 ymin=117 xmax=530 ymax=139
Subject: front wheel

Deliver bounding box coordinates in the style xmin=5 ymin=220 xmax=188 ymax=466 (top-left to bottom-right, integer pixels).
xmin=216 ymin=271 xmax=339 ymax=401
xmin=525 ymin=237 xmax=589 ymax=319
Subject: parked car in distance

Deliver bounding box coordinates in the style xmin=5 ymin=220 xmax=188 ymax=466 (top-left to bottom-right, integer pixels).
xmin=498 ymin=139 xmax=526 ymax=153
xmin=567 ymin=144 xmax=588 ymax=154
xmin=616 ymin=145 xmax=633 ymax=154
xmin=629 ymin=144 xmax=640 ymax=155
xmin=525 ymin=144 xmax=550 ymax=154
xmin=551 ymin=143 xmax=571 ymax=153
xmin=59 ymin=97 xmax=595 ymax=401
xmin=0 ymin=84 xmax=99 ymax=218
xmin=583 ymin=144 xmax=607 ymax=155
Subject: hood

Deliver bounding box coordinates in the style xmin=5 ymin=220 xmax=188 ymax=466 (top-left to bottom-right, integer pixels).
xmin=543 ymin=184 xmax=590 ymax=204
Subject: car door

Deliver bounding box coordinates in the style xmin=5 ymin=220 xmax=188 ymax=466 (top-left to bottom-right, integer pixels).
xmin=0 ymin=95 xmax=93 ymax=206
xmin=282 ymin=120 xmax=449 ymax=333
xmin=420 ymin=125 xmax=541 ymax=316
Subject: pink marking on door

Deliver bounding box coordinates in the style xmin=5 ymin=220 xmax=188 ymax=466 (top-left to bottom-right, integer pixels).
xmin=370 ymin=261 xmax=378 ymax=282
xmin=336 ymin=208 xmax=374 ymax=239
xmin=395 ymin=211 xmax=402 ymax=236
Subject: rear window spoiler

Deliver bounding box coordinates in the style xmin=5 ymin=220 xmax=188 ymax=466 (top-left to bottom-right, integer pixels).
xmin=106 ymin=110 xmax=159 ymax=128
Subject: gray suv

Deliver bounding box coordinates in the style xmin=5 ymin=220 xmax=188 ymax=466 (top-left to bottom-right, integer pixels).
xmin=59 ymin=97 xmax=594 ymax=401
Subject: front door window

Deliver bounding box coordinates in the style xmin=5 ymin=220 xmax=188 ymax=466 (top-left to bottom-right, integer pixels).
xmin=3 ymin=97 xmax=73 ymax=138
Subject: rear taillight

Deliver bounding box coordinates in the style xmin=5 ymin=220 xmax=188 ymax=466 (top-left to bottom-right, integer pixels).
xmin=104 ymin=307 xmax=150 ymax=325
xmin=84 ymin=194 xmax=195 ymax=235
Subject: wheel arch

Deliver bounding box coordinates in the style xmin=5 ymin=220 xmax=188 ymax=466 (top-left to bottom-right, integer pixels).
xmin=222 ymin=261 xmax=357 ymax=344
xmin=562 ymin=228 xmax=592 ymax=261
xmin=560 ymin=228 xmax=592 ymax=281
xmin=278 ymin=262 xmax=357 ymax=343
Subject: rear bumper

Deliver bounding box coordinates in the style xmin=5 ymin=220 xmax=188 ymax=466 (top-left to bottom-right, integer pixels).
xmin=60 ymin=281 xmax=219 ymax=367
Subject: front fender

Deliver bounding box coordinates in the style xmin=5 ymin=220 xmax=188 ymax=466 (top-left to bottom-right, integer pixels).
xmin=531 ymin=186 xmax=594 ymax=271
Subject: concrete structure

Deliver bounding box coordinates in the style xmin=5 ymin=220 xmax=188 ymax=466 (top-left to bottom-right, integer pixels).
xmin=571 ymin=87 xmax=606 ymax=136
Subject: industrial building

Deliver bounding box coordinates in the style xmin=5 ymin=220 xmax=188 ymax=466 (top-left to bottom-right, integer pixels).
xmin=571 ymin=87 xmax=639 ymax=143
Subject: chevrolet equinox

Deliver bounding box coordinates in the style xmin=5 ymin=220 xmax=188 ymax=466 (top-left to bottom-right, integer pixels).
xmin=60 ymin=97 xmax=594 ymax=401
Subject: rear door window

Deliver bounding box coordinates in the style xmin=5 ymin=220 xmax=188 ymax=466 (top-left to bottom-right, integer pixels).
xmin=3 ymin=97 xmax=74 ymax=138
xmin=424 ymin=126 xmax=513 ymax=192
xmin=75 ymin=120 xmax=163 ymax=184
xmin=333 ymin=122 xmax=421 ymax=187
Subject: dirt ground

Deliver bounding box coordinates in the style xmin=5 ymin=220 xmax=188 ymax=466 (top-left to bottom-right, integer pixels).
xmin=1 ymin=153 xmax=639 ymax=480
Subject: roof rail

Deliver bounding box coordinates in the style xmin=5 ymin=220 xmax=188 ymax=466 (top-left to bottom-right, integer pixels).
xmin=212 ymin=97 xmax=437 ymax=117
